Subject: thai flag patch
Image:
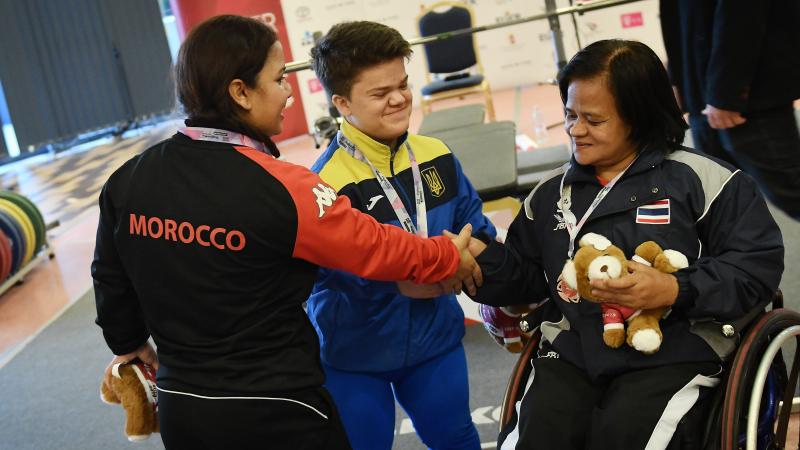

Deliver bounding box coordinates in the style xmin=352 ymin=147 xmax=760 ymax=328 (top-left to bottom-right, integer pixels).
xmin=636 ymin=199 xmax=670 ymax=224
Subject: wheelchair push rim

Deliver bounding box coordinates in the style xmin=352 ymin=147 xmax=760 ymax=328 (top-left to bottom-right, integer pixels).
xmin=721 ymin=308 xmax=800 ymax=450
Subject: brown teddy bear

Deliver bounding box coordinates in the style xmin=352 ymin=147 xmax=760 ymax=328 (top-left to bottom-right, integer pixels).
xmin=561 ymin=233 xmax=635 ymax=349
xmin=626 ymin=240 xmax=689 ymax=353
xmin=561 ymin=234 xmax=687 ymax=354
xmin=100 ymin=360 xmax=159 ymax=441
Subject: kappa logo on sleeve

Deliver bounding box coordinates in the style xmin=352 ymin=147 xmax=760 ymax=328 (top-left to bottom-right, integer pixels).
xmin=312 ymin=183 xmax=338 ymax=217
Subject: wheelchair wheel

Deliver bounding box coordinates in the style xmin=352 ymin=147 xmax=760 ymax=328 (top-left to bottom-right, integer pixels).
xmin=499 ymin=329 xmax=539 ymax=431
xmin=720 ymin=308 xmax=800 ymax=450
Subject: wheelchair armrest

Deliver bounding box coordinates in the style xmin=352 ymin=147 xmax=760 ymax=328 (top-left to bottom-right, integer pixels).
xmin=519 ymin=302 xmax=547 ymax=333
xmin=689 ymin=292 xmax=780 ymax=361
xmin=717 ymin=291 xmax=782 ymax=340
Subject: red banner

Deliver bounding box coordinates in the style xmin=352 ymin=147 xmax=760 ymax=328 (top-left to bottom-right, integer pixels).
xmin=169 ymin=0 xmax=308 ymax=141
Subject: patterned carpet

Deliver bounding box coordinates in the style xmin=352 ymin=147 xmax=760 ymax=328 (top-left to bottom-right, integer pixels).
xmin=0 ymin=121 xmax=180 ymax=232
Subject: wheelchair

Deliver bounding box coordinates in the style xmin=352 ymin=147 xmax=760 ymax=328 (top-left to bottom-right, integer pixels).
xmin=498 ymin=292 xmax=800 ymax=450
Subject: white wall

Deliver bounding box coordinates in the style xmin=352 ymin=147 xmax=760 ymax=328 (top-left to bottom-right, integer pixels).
xmin=281 ymin=0 xmax=665 ymax=129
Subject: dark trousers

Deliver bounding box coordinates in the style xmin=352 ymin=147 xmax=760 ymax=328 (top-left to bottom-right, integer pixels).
xmin=158 ymin=386 xmax=351 ymax=450
xmin=689 ymin=105 xmax=800 ymax=220
xmin=499 ymin=350 xmax=720 ymax=450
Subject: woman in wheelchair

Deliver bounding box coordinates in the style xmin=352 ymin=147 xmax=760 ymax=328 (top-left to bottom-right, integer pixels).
xmin=466 ymin=39 xmax=784 ymax=450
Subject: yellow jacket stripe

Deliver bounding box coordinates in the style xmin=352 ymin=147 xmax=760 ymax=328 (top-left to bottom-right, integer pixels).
xmin=317 ymin=119 xmax=451 ymax=192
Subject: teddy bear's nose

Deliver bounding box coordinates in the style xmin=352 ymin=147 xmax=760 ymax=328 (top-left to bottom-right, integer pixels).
xmin=587 ymin=255 xmax=622 ymax=281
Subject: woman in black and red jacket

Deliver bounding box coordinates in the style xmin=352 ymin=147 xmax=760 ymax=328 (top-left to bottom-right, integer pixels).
xmin=92 ymin=15 xmax=480 ymax=450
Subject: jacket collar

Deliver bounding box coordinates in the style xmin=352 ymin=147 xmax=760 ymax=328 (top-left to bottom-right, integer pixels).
xmin=183 ymin=118 xmax=280 ymax=157
xmin=562 ymin=142 xmax=668 ymax=186
xmin=340 ymin=119 xmax=409 ymax=174
xmin=560 ymin=142 xmax=671 ymax=222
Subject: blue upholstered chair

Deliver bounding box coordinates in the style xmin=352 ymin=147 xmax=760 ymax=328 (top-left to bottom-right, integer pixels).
xmin=417 ymin=1 xmax=496 ymax=121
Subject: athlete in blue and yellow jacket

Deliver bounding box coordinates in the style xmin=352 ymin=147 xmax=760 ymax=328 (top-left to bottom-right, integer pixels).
xmin=308 ymin=22 xmax=495 ymax=450
xmin=310 ymin=119 xmax=495 ymax=371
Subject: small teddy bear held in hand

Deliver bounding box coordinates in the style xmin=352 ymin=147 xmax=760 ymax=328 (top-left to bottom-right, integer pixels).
xmin=561 ymin=233 xmax=688 ymax=354
xmin=479 ymin=303 xmax=540 ymax=353
xmin=100 ymin=359 xmax=159 ymax=442
xmin=626 ymin=240 xmax=689 ymax=352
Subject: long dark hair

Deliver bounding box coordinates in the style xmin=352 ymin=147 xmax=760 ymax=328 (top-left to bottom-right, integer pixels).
xmin=558 ymin=39 xmax=688 ymax=151
xmin=175 ymin=15 xmax=280 ymax=156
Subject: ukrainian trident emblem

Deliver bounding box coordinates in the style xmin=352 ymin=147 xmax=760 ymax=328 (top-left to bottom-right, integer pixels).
xmin=421 ymin=167 xmax=445 ymax=197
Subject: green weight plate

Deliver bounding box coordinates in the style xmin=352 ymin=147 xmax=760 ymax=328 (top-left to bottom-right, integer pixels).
xmin=0 ymin=191 xmax=45 ymax=254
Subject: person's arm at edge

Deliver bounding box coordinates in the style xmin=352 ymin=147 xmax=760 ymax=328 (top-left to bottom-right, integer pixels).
xmin=92 ymin=182 xmax=150 ymax=356
xmin=91 ymin=182 xmax=159 ymax=389
xmin=705 ymin=0 xmax=770 ymax=112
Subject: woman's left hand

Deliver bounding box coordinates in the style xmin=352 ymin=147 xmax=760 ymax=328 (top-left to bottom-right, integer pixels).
xmin=103 ymin=342 xmax=158 ymax=391
xmin=589 ymin=261 xmax=679 ymax=309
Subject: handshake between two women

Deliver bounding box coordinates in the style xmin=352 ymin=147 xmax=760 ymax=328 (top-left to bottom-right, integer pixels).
xmin=397 ymin=223 xmax=486 ymax=299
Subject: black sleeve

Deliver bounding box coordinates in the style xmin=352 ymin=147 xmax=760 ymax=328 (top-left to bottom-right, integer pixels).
xmin=471 ymin=198 xmax=550 ymax=307
xmin=677 ymin=172 xmax=784 ymax=319
xmin=659 ymin=0 xmax=682 ymax=89
xmin=92 ymin=183 xmax=149 ymax=355
xmin=705 ymin=0 xmax=771 ymax=111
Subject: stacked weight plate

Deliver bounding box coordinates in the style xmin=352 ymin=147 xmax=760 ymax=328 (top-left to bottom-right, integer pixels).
xmin=0 ymin=191 xmax=47 ymax=281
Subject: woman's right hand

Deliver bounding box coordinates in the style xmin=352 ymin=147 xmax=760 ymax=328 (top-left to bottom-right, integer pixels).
xmin=442 ymin=224 xmax=483 ymax=296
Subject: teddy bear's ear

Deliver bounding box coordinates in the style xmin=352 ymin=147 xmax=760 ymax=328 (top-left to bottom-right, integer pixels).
xmin=562 ymin=259 xmax=578 ymax=289
xmin=579 ymin=233 xmax=611 ymax=250
xmin=662 ymin=249 xmax=689 ymax=269
xmin=633 ymin=241 xmax=662 ymax=265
